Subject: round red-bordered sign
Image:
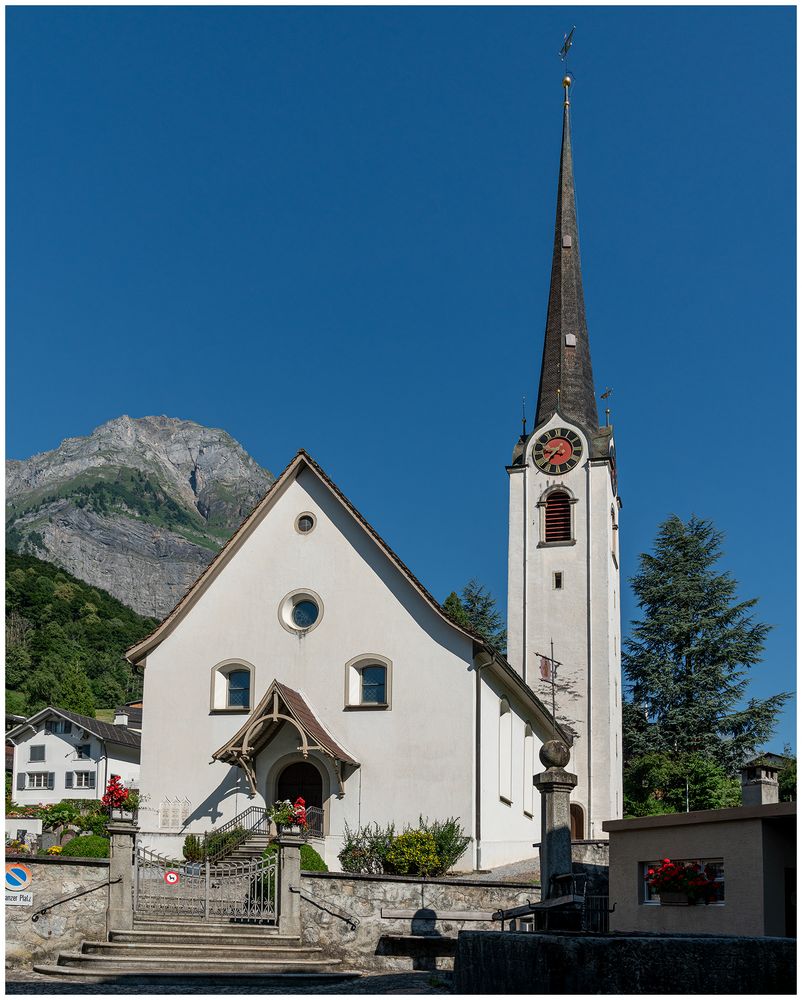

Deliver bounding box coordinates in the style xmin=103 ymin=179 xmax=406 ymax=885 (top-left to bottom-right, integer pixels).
xmin=164 ymin=870 xmax=180 ymax=886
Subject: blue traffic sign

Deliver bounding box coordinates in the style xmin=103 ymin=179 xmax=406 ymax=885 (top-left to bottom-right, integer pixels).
xmin=6 ymin=864 xmax=32 ymax=892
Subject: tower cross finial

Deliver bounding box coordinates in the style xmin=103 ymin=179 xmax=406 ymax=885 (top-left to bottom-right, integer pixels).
xmin=559 ymin=26 xmax=575 ymax=107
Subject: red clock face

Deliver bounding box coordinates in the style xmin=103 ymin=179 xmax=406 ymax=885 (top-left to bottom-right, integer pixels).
xmin=542 ymin=437 xmax=573 ymax=467
xmin=533 ymin=428 xmax=583 ymax=474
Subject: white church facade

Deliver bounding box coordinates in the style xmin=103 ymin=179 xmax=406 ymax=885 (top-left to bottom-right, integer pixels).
xmin=127 ymin=78 xmax=622 ymax=871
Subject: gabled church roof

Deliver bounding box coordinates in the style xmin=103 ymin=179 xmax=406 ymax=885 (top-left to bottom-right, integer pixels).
xmin=534 ymin=79 xmax=599 ymax=441
xmin=125 ymin=449 xmax=569 ymax=742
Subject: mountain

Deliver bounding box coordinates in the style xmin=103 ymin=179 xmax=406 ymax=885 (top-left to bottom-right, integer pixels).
xmin=6 ymin=549 xmax=156 ymax=716
xmin=6 ymin=416 xmax=274 ymax=617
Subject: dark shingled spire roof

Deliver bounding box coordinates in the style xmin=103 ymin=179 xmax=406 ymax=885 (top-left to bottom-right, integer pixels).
xmin=534 ymin=87 xmax=599 ymax=439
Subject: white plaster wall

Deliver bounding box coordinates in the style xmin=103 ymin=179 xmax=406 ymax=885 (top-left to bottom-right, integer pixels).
xmin=11 ymin=723 xmax=139 ymax=805
xmin=506 ymin=415 xmax=622 ymax=840
xmin=478 ymin=671 xmax=543 ymax=869
xmin=138 ymin=465 xmax=477 ymax=867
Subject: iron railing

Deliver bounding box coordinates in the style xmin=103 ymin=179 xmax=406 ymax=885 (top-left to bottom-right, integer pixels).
xmin=201 ymin=805 xmax=271 ymax=861
xmin=304 ymin=805 xmax=324 ymax=839
xmin=134 ymin=843 xmax=278 ymax=922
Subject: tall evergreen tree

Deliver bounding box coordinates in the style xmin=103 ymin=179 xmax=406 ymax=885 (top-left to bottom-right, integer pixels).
xmin=444 ymin=579 xmax=507 ymax=654
xmin=57 ymin=659 xmax=97 ymax=718
xmin=623 ymin=515 xmax=789 ymax=775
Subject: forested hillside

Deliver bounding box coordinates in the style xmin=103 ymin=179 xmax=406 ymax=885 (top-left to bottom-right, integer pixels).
xmin=6 ymin=550 xmax=156 ymax=717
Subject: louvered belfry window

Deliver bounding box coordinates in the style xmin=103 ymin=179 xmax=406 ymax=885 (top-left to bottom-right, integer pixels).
xmin=544 ymin=491 xmax=572 ymax=542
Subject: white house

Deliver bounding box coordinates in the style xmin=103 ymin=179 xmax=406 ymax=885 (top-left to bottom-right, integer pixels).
xmin=7 ymin=707 xmax=141 ymax=806
xmin=126 ymin=78 xmax=622 ymax=871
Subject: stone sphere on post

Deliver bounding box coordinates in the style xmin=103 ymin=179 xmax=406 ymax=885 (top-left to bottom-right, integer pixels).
xmin=540 ymin=739 xmax=571 ymax=770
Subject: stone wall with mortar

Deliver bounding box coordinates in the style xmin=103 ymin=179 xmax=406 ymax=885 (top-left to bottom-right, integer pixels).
xmin=299 ymin=871 xmax=539 ymax=971
xmin=5 ymin=858 xmax=110 ymax=968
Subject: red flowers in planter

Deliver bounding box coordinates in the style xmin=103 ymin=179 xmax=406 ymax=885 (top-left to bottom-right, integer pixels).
xmin=292 ymin=797 xmax=308 ymax=828
xmin=102 ymin=774 xmax=130 ymax=811
xmin=644 ymin=858 xmax=718 ymax=904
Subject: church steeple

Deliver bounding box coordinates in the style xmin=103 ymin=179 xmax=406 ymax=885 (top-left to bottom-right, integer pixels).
xmin=533 ymin=77 xmax=599 ymax=439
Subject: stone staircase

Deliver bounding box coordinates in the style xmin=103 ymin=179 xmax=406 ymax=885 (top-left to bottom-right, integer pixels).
xmin=32 ymin=916 xmax=359 ymax=982
xmin=226 ymin=832 xmax=273 ymax=862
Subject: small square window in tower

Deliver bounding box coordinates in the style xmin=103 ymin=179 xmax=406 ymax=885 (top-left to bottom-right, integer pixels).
xmin=553 ymin=572 xmax=563 ymax=590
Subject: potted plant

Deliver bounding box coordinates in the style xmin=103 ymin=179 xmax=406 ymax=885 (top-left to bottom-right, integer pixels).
xmin=644 ymin=859 xmax=718 ymax=905
xmin=268 ymin=797 xmax=308 ymax=834
xmin=102 ymin=774 xmax=133 ymax=821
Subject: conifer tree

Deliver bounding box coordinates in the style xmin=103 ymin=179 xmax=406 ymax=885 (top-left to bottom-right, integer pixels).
xmin=623 ymin=515 xmax=789 ymax=775
xmin=57 ymin=660 xmax=97 ymax=718
xmin=444 ymin=579 xmax=507 ymax=654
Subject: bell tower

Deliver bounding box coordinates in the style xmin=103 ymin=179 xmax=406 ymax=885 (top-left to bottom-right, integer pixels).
xmin=506 ymin=77 xmax=622 ymax=836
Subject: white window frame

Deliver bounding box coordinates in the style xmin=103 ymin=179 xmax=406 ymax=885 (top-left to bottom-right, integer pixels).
xmin=210 ymin=659 xmax=255 ymax=712
xmin=27 ymin=772 xmax=49 ymax=789
xmin=537 ymin=486 xmax=578 ymax=547
xmin=344 ymin=654 xmax=393 ymax=710
xmin=74 ymin=772 xmax=93 ymax=789
xmin=523 ymin=725 xmax=535 ymax=816
xmin=641 ymin=858 xmax=725 ymax=905
xmin=499 ymin=700 xmax=513 ymax=804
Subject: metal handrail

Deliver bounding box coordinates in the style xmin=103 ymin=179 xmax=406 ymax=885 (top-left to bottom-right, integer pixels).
xmin=31 ymin=877 xmax=121 ymax=922
xmin=202 ymin=806 xmax=270 ymax=861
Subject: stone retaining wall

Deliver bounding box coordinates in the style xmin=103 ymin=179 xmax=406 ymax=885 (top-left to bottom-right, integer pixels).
xmin=454 ymin=930 xmax=796 ymax=995
xmin=299 ymin=871 xmax=538 ymax=972
xmin=5 ymin=857 xmax=110 ymax=968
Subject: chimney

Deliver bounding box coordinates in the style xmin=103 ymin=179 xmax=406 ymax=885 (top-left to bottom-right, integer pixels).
xmin=113 ymin=709 xmax=129 ymax=727
xmin=740 ymin=762 xmax=780 ymax=807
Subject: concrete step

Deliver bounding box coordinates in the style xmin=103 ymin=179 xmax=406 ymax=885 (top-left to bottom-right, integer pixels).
xmin=131 ymin=918 xmax=280 ymax=935
xmin=54 ymin=952 xmax=342 ymax=973
xmin=113 ymin=928 xmax=300 ymax=946
xmin=86 ymin=941 xmax=323 ymax=960
xmin=32 ymin=964 xmax=360 ymax=985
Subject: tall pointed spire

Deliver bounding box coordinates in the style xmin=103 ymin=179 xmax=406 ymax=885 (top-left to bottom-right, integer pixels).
xmin=533 ymin=76 xmax=599 ymax=438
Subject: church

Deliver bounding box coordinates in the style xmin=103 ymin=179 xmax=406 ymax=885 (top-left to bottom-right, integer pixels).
xmin=126 ymin=77 xmax=622 ymax=871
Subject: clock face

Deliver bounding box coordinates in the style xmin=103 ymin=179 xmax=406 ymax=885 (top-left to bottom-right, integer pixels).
xmin=532 ymin=428 xmax=583 ymax=474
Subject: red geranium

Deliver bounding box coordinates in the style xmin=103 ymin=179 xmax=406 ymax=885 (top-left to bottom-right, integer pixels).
xmin=291 ymin=797 xmax=308 ymax=828
xmin=102 ymin=774 xmax=130 ymax=810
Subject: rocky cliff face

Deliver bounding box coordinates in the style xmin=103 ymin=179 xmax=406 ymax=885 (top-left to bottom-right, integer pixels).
xmin=6 ymin=416 xmax=274 ymax=617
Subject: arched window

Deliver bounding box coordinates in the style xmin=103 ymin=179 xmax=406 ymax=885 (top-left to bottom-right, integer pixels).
xmin=210 ymin=661 xmax=254 ymax=712
xmin=345 ymin=655 xmax=392 ymax=709
xmin=499 ymin=700 xmax=512 ymax=803
xmin=523 ymin=724 xmax=535 ymax=817
xmin=544 ymin=490 xmax=572 ymax=543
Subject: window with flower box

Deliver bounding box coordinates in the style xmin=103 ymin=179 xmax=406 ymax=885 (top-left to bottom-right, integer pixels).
xmin=642 ymin=858 xmax=725 ymax=904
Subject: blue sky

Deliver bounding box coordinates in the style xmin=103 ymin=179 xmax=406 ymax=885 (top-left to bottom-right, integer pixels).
xmin=7 ymin=7 xmax=796 ymax=751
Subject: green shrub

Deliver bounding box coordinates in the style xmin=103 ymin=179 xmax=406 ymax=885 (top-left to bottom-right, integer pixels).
xmin=385 ymin=830 xmax=439 ymax=877
xmin=77 ymin=810 xmax=109 ymax=837
xmin=417 ymin=816 xmax=471 ymax=874
xmin=40 ymin=801 xmax=82 ymax=831
xmin=60 ymin=835 xmax=110 ymax=858
xmin=338 ymin=822 xmax=395 ymax=875
xmin=262 ymin=842 xmax=328 ymax=872
xmin=183 ymin=834 xmax=203 ymax=862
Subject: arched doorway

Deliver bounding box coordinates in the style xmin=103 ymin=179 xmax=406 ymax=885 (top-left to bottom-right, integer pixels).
xmin=276 ymin=760 xmax=323 ymax=810
xmin=570 ymin=803 xmax=585 ymax=840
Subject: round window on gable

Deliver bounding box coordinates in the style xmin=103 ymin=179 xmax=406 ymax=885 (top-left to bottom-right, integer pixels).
xmin=296 ymin=513 xmax=316 ymax=534
xmin=292 ymin=599 xmax=319 ymax=629
xmin=279 ymin=590 xmax=324 ymax=634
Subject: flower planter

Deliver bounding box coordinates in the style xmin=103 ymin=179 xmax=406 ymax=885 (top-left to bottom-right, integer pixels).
xmin=110 ymin=808 xmax=134 ymax=822
xmin=658 ymin=891 xmax=691 ymax=906
xmin=277 ymin=823 xmax=302 ymax=836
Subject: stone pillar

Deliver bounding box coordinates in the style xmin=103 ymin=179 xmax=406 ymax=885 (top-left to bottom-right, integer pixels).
xmin=534 ymin=740 xmax=578 ymax=900
xmin=107 ymin=820 xmax=138 ymax=933
xmin=277 ymin=834 xmax=302 ymax=936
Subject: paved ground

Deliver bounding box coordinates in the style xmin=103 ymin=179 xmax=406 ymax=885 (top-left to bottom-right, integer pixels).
xmin=455 ymin=859 xmax=539 ymax=885
xmin=5 ymin=971 xmax=454 ymax=994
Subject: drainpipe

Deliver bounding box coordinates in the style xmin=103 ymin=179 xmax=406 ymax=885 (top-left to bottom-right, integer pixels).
xmin=474 ymin=650 xmax=494 ymax=872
